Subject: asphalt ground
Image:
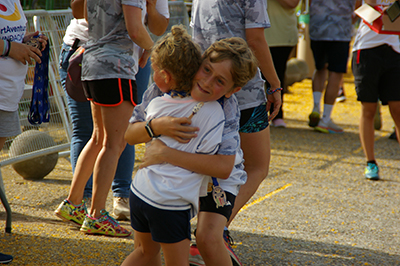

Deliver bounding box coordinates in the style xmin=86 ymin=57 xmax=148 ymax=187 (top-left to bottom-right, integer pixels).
xmin=1 ymin=77 xmax=400 ymax=265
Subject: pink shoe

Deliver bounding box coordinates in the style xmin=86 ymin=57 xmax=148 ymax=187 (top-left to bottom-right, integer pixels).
xmin=272 ymin=118 xmax=286 ymax=128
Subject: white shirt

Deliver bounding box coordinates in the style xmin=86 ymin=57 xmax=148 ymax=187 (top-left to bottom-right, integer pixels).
xmin=131 ymin=94 xmax=225 ymax=216
xmin=0 ymin=0 xmax=28 ymax=112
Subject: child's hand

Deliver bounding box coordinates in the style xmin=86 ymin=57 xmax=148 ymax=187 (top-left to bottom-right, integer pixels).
xmin=152 ymin=116 xmax=199 ymax=143
xmin=140 ymin=139 xmax=168 ymax=168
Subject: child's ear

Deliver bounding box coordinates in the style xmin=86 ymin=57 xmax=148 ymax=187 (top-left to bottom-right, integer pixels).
xmin=161 ymin=70 xmax=172 ymax=84
xmin=224 ymin=87 xmax=241 ymax=98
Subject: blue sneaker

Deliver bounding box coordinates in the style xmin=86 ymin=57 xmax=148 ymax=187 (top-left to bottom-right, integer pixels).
xmin=0 ymin=252 xmax=13 ymax=264
xmin=223 ymin=230 xmax=242 ymax=266
xmin=365 ymin=162 xmax=379 ymax=180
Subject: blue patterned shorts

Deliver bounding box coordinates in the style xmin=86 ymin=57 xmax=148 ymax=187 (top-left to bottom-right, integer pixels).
xmin=239 ymin=103 xmax=269 ymax=133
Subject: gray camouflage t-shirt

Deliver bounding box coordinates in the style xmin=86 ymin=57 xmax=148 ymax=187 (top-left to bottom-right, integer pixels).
xmin=309 ymin=0 xmax=356 ymax=41
xmin=191 ymin=0 xmax=270 ymax=111
xmin=82 ymin=0 xmax=144 ymax=81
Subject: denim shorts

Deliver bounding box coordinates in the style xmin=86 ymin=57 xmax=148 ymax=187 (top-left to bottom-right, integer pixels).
xmin=129 ymin=191 xmax=191 ymax=243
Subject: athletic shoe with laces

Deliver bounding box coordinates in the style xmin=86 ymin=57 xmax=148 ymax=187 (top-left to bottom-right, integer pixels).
xmin=189 ymin=244 xmax=205 ymax=266
xmin=308 ymin=111 xmax=320 ymax=128
xmin=314 ymin=119 xmax=343 ymax=134
xmin=365 ymin=162 xmax=380 ymax=180
xmin=112 ymin=197 xmax=130 ymax=221
xmin=54 ymin=199 xmax=87 ymax=226
xmin=80 ymin=209 xmax=131 ymax=237
xmin=0 ymin=252 xmax=13 ymax=264
xmin=223 ymin=230 xmax=242 ymax=266
xmin=336 ymin=87 xmax=346 ymax=103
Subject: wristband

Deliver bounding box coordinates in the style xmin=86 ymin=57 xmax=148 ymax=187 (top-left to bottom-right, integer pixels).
xmin=266 ymin=87 xmax=283 ymax=95
xmin=4 ymin=40 xmax=11 ymax=57
xmin=145 ymin=118 xmax=159 ymax=138
xmin=1 ymin=39 xmax=7 ymax=56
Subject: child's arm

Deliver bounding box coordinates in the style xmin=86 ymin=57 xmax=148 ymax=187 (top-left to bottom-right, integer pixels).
xmin=125 ymin=116 xmax=199 ymax=145
xmin=141 ymin=138 xmax=235 ymax=180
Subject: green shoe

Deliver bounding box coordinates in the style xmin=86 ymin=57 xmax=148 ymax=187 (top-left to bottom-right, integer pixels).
xmin=308 ymin=111 xmax=320 ymax=128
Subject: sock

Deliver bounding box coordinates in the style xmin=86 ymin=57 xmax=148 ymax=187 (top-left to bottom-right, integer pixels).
xmin=321 ymin=104 xmax=333 ymax=124
xmin=313 ymin=91 xmax=322 ymax=112
xmin=367 ymin=160 xmax=377 ymax=165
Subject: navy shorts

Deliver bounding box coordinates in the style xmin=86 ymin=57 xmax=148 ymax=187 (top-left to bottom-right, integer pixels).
xmin=310 ymin=40 xmax=350 ymax=73
xmin=82 ymin=78 xmax=137 ymax=106
xmin=199 ymin=191 xmax=236 ymax=221
xmin=239 ymin=103 xmax=269 ymax=133
xmin=129 ymin=191 xmax=191 ymax=243
xmin=352 ymin=44 xmax=400 ymax=104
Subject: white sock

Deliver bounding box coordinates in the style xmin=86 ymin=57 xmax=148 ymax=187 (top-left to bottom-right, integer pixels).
xmin=322 ymin=104 xmax=333 ymax=124
xmin=313 ymin=91 xmax=322 ymax=112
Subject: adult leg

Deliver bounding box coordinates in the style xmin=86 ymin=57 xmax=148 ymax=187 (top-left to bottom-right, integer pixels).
xmin=359 ymin=102 xmax=378 ymax=162
xmin=90 ymin=101 xmax=134 ymax=218
xmin=196 ymin=212 xmax=232 ymax=266
xmin=161 ymin=239 xmax=190 ymax=266
xmin=121 ymin=231 xmax=161 ymax=266
xmin=67 ymin=102 xmax=104 ymax=206
xmin=388 ymin=101 xmax=400 ymax=144
xmin=227 ymin=127 xmax=271 ymax=226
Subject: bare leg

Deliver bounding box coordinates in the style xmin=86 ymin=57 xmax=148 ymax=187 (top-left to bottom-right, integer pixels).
xmin=67 ymin=102 xmax=104 ymax=205
xmin=91 ymin=101 xmax=134 ymax=218
xmin=227 ymin=127 xmax=271 ymax=226
xmin=324 ymin=71 xmax=343 ymax=105
xmin=197 ymin=212 xmax=232 ymax=266
xmin=121 ymin=231 xmax=161 ymax=266
xmin=161 ymin=239 xmax=190 ymax=266
xmin=388 ymin=101 xmax=400 ymax=145
xmin=312 ymin=68 xmax=328 ymax=94
xmin=360 ymin=102 xmax=378 ymax=161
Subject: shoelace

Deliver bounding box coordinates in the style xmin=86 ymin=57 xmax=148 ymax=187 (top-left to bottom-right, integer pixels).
xmin=100 ymin=209 xmax=119 ymax=227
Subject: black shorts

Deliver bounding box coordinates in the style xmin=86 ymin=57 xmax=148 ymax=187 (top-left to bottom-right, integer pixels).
xmin=82 ymin=78 xmax=137 ymax=106
xmin=310 ymin=40 xmax=350 ymax=73
xmin=199 ymin=191 xmax=236 ymax=221
xmin=352 ymin=45 xmax=400 ymax=104
xmin=129 ymin=191 xmax=191 ymax=243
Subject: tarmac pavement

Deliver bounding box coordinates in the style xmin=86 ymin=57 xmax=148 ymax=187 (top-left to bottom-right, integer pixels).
xmin=1 ymin=78 xmax=399 ymax=265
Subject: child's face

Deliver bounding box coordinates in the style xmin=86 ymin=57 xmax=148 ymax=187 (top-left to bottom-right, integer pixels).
xmin=191 ymin=59 xmax=240 ymax=102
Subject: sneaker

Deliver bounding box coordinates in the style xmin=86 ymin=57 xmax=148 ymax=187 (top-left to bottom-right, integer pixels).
xmin=80 ymin=209 xmax=131 ymax=237
xmin=189 ymin=244 xmax=205 ymax=266
xmin=272 ymin=118 xmax=286 ymax=128
xmin=336 ymin=87 xmax=346 ymax=103
xmin=0 ymin=252 xmax=13 ymax=264
xmin=314 ymin=119 xmax=343 ymax=134
xmin=223 ymin=230 xmax=242 ymax=266
xmin=55 ymin=199 xmax=87 ymax=226
xmin=112 ymin=197 xmax=130 ymax=221
xmin=308 ymin=111 xmax=320 ymax=128
xmin=365 ymin=162 xmax=380 ymax=180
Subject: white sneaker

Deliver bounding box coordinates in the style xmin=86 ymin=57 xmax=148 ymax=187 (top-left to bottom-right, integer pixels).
xmin=314 ymin=119 xmax=343 ymax=134
xmin=112 ymin=197 xmax=130 ymax=221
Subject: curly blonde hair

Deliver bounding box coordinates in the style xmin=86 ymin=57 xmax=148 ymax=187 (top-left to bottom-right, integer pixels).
xmin=151 ymin=25 xmax=202 ymax=93
xmin=202 ymin=37 xmax=258 ymax=89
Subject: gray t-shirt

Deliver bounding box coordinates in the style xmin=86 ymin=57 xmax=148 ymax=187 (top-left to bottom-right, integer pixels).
xmin=82 ymin=0 xmax=144 ymax=81
xmin=191 ymin=0 xmax=270 ymax=111
xmin=309 ymin=0 xmax=356 ymax=42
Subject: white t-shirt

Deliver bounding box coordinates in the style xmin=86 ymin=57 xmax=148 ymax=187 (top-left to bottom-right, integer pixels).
xmin=352 ymin=0 xmax=400 ymax=53
xmin=0 ymin=0 xmax=28 ymax=112
xmin=131 ymin=94 xmax=225 ymax=216
xmin=63 ymin=18 xmax=89 ymax=46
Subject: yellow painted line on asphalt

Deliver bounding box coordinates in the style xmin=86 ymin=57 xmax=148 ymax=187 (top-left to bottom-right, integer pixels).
xmin=352 ymin=135 xmax=382 ymax=154
xmin=238 ymin=183 xmax=292 ymax=214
